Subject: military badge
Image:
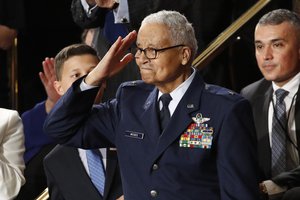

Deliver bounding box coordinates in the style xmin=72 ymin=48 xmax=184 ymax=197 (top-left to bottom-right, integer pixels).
xmin=179 ymin=113 xmax=213 ymax=149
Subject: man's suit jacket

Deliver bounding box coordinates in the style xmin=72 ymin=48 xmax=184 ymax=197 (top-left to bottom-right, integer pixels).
xmin=45 ymin=70 xmax=260 ymax=199
xmin=241 ymin=78 xmax=300 ymax=188
xmin=71 ymin=0 xmax=141 ymax=102
xmin=44 ymin=145 xmax=122 ymax=200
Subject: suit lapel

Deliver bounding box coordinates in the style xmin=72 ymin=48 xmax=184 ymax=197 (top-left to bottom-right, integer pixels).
xmin=62 ymin=147 xmax=103 ymax=199
xmin=103 ymin=148 xmax=118 ymax=200
xmin=255 ymin=84 xmax=273 ymax=178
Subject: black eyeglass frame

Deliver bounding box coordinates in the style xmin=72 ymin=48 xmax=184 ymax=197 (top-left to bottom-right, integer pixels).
xmin=135 ymin=44 xmax=184 ymax=59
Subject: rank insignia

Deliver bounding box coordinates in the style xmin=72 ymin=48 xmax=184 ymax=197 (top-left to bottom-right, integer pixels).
xmin=179 ymin=113 xmax=213 ymax=149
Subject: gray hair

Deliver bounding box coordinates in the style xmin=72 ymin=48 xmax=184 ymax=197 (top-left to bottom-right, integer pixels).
xmin=141 ymin=10 xmax=198 ymax=59
xmin=258 ymin=9 xmax=300 ymax=29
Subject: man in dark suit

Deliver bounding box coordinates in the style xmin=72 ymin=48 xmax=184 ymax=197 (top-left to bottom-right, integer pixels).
xmin=241 ymin=9 xmax=300 ymax=200
xmin=71 ymin=0 xmax=142 ymax=102
xmin=45 ymin=10 xmax=260 ymax=199
xmin=71 ymin=0 xmax=257 ymax=93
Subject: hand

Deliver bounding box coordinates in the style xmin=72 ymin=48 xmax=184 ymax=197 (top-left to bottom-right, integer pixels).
xmin=259 ymin=182 xmax=267 ymax=194
xmin=95 ymin=0 xmax=117 ymax=9
xmin=0 ymin=25 xmax=17 ymax=50
xmin=39 ymin=57 xmax=60 ymax=113
xmin=116 ymin=195 xmax=124 ymax=200
xmin=85 ymin=30 xmax=137 ymax=86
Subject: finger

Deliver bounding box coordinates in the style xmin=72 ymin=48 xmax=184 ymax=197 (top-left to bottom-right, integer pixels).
xmin=42 ymin=59 xmax=51 ymax=77
xmin=108 ymin=36 xmax=123 ymax=56
xmin=116 ymin=31 xmax=137 ymax=56
xmin=120 ymin=53 xmax=134 ymax=66
xmin=48 ymin=58 xmax=56 ymax=78
xmin=39 ymin=72 xmax=47 ymax=87
xmin=48 ymin=59 xmax=56 ymax=78
xmin=120 ymin=31 xmax=137 ymax=50
xmin=43 ymin=58 xmax=56 ymax=81
xmin=48 ymin=57 xmax=55 ymax=68
xmin=109 ymin=53 xmax=134 ymax=77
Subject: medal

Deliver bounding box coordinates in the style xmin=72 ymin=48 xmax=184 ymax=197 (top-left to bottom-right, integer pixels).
xmin=179 ymin=113 xmax=213 ymax=149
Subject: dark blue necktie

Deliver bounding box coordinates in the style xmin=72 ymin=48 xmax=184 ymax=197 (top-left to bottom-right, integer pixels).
xmin=271 ymin=89 xmax=289 ymax=176
xmin=86 ymin=149 xmax=105 ymax=196
xmin=159 ymin=93 xmax=172 ymax=131
xmin=103 ymin=10 xmax=128 ymax=44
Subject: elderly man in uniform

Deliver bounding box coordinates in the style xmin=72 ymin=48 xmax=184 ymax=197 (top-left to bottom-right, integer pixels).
xmin=45 ymin=10 xmax=260 ymax=199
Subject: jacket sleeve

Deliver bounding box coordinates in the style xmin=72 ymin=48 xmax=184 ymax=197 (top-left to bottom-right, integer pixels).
xmin=272 ymin=166 xmax=300 ymax=188
xmin=43 ymin=160 xmax=65 ymax=200
xmin=0 ymin=110 xmax=25 ymax=199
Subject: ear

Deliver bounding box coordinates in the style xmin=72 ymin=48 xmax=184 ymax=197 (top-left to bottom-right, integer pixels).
xmin=54 ymin=81 xmax=64 ymax=96
xmin=181 ymin=47 xmax=192 ymax=65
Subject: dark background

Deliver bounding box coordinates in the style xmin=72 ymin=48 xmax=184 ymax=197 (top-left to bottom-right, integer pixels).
xmin=17 ymin=0 xmax=82 ymax=113
xmin=3 ymin=0 xmax=294 ymax=113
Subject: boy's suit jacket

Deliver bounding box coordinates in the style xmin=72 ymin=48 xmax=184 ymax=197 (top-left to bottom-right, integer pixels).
xmin=44 ymin=145 xmax=122 ymax=200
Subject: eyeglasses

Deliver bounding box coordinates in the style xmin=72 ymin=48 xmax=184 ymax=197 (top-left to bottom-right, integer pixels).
xmin=134 ymin=44 xmax=184 ymax=60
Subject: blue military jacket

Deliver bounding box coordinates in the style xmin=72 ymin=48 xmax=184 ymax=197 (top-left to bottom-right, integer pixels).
xmin=45 ymin=70 xmax=260 ymax=199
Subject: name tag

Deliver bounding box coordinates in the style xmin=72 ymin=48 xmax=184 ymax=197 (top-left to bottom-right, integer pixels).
xmin=124 ymin=131 xmax=144 ymax=140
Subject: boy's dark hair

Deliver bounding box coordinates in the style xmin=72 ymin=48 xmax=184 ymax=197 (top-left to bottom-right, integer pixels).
xmin=55 ymin=43 xmax=98 ymax=80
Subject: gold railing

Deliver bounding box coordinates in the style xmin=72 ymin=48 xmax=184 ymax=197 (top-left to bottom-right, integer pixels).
xmin=7 ymin=37 xmax=19 ymax=110
xmin=11 ymin=37 xmax=18 ymax=110
xmin=193 ymin=0 xmax=271 ymax=69
xmin=35 ymin=188 xmax=49 ymax=200
xmin=33 ymin=1 xmax=271 ymax=200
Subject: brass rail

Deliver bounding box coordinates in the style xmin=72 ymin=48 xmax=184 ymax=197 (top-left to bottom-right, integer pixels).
xmin=192 ymin=0 xmax=271 ymax=69
xmin=35 ymin=188 xmax=49 ymax=200
xmin=10 ymin=37 xmax=18 ymax=110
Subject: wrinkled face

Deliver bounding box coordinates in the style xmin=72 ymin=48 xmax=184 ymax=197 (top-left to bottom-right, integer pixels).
xmin=254 ymin=22 xmax=300 ymax=87
xmin=55 ymin=54 xmax=99 ymax=95
xmin=135 ymin=23 xmax=192 ymax=93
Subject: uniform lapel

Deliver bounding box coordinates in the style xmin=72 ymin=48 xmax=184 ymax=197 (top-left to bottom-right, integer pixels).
xmin=140 ymin=88 xmax=161 ymax=143
xmin=150 ymin=72 xmax=205 ymax=164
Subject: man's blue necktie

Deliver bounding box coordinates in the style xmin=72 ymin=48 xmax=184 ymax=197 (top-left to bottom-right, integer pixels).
xmin=159 ymin=93 xmax=172 ymax=131
xmin=271 ymin=89 xmax=289 ymax=176
xmin=86 ymin=149 xmax=105 ymax=196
